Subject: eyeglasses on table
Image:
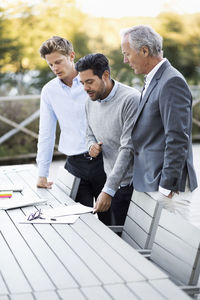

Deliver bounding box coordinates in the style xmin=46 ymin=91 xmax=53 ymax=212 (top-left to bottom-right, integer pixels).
xmin=27 ymin=208 xmax=45 ymax=221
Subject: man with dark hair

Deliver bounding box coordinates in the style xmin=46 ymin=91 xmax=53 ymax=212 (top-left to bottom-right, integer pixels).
xmin=76 ymin=53 xmax=140 ymax=225
xmin=36 ymin=37 xmax=111 ymax=225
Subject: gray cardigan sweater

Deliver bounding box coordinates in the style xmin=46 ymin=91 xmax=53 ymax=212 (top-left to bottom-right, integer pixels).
xmin=86 ymin=80 xmax=140 ymax=195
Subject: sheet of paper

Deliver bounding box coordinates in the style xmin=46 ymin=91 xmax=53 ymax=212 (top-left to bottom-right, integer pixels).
xmin=20 ymin=214 xmax=79 ymax=224
xmin=0 ymin=184 xmax=23 ymax=192
xmin=44 ymin=203 xmax=93 ymax=217
xmin=0 ymin=197 xmax=47 ymax=210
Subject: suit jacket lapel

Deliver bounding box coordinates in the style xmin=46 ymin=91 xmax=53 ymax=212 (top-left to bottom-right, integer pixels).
xmin=133 ymin=59 xmax=171 ymax=129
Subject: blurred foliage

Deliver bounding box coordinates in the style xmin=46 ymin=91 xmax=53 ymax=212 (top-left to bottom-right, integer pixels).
xmin=0 ymin=0 xmax=199 ymax=158
xmin=0 ymin=0 xmax=200 ymax=94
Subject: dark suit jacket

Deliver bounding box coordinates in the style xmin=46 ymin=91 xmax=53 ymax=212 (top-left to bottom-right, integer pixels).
xmin=132 ymin=59 xmax=198 ymax=192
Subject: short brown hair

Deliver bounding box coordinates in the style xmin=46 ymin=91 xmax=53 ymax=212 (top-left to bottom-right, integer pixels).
xmin=39 ymin=36 xmax=73 ymax=58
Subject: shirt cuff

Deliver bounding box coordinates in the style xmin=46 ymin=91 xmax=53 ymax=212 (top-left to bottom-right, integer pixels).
xmin=37 ymin=165 xmax=49 ymax=178
xmin=102 ymin=186 xmax=116 ymax=197
xmin=159 ymin=186 xmax=171 ymax=196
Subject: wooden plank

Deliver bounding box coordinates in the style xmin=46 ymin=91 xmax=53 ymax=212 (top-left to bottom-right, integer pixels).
xmin=127 ymin=281 xmax=165 ymax=300
xmin=151 ymin=243 xmax=193 ymax=285
xmin=0 ymin=271 xmax=9 ymax=295
xmin=58 ymin=289 xmax=86 ymax=299
xmin=150 ymin=279 xmax=191 ymax=300
xmin=123 ymin=192 xmax=163 ymax=250
xmin=54 ymin=223 xmax=123 ymax=285
xmin=121 ymin=231 xmax=141 ymax=249
xmin=56 ymin=166 xmax=75 ymax=188
xmin=154 ymin=226 xmax=198 ymax=266
xmin=0 ymin=165 xmax=34 ymax=173
xmin=8 ymin=209 xmax=78 ymax=290
xmin=55 ymin=167 xmax=80 ymax=200
xmin=18 ymin=166 xmax=74 ymax=206
xmin=151 ymin=209 xmax=200 ymax=285
xmin=72 ymin=216 xmax=146 ymax=282
xmin=4 ymin=170 xmax=61 ymax=217
xmin=104 ymin=284 xmax=139 ymax=300
xmin=0 ymin=230 xmax=32 ymax=294
xmin=81 ymin=286 xmax=113 ymax=300
xmin=81 ymin=214 xmax=167 ymax=281
xmin=122 ymin=215 xmax=149 ymax=249
xmin=22 ymin=164 xmax=75 ymax=206
xmin=54 ymin=180 xmax=71 ymax=196
xmin=159 ymin=209 xmax=200 ymax=248
xmin=0 ymin=210 xmax=54 ymax=292
xmin=132 ymin=191 xmax=157 ymax=216
xmin=7 ymin=167 xmax=70 ymax=210
xmin=126 ymin=200 xmax=153 ymax=232
xmin=33 ymin=291 xmax=60 ymax=300
xmin=9 ymin=294 xmax=34 ymax=300
xmin=32 ymin=222 xmax=101 ymax=288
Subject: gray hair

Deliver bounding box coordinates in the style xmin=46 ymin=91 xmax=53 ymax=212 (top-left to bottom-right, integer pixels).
xmin=121 ymin=25 xmax=163 ymax=57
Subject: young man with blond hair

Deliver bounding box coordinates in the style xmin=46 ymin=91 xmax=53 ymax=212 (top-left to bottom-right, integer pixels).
xmin=36 ymin=36 xmax=111 ymax=225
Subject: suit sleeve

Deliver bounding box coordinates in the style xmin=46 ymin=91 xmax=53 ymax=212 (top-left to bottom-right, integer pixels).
xmin=159 ymin=76 xmax=192 ymax=191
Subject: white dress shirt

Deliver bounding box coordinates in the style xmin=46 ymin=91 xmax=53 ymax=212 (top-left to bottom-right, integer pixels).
xmin=143 ymin=58 xmax=167 ymax=97
xmin=36 ymin=75 xmax=88 ymax=177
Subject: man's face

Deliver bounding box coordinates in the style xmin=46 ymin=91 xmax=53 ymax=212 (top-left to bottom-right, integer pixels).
xmin=45 ymin=51 xmax=74 ymax=81
xmin=121 ymin=35 xmax=146 ymax=75
xmin=79 ymin=69 xmax=106 ymax=101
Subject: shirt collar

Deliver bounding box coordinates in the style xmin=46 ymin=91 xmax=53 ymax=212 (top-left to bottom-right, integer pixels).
xmin=146 ymin=58 xmax=167 ymax=85
xmin=97 ymin=80 xmax=118 ymax=103
xmin=58 ymin=73 xmax=80 ymax=88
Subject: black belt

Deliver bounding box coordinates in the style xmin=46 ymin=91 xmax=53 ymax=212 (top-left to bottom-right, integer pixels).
xmin=68 ymin=152 xmax=93 ymax=160
xmin=119 ymin=183 xmax=133 ymax=189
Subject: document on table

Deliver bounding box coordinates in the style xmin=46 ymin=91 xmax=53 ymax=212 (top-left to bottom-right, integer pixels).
xmin=0 ymin=184 xmax=23 ymax=192
xmin=20 ymin=214 xmax=80 ymax=224
xmin=43 ymin=203 xmax=94 ymax=218
xmin=0 ymin=197 xmax=47 ymax=210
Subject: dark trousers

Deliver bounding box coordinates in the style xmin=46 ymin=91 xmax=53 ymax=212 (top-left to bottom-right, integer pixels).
xmin=64 ymin=153 xmax=112 ymax=225
xmin=111 ymin=184 xmax=133 ymax=225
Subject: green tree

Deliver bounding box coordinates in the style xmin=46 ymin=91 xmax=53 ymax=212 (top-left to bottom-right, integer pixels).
xmin=159 ymin=12 xmax=200 ymax=83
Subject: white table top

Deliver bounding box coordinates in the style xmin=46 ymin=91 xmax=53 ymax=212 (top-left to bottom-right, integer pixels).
xmin=0 ymin=164 xmax=190 ymax=299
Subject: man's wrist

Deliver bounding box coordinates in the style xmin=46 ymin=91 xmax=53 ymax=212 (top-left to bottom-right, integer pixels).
xmin=102 ymin=186 xmax=115 ymax=197
xmin=159 ymin=186 xmax=171 ymax=196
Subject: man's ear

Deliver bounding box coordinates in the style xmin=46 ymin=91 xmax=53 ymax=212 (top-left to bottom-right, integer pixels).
xmin=102 ymin=70 xmax=110 ymax=80
xmin=141 ymin=46 xmax=149 ymax=57
xmin=69 ymin=51 xmax=75 ymax=61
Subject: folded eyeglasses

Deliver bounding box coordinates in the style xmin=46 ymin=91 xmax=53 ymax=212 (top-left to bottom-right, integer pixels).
xmin=27 ymin=208 xmax=45 ymax=221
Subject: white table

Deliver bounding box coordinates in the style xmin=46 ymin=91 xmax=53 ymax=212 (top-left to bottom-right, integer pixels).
xmin=0 ymin=164 xmax=191 ymax=299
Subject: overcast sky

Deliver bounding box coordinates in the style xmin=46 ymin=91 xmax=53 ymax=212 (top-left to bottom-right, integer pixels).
xmin=76 ymin=0 xmax=200 ymax=18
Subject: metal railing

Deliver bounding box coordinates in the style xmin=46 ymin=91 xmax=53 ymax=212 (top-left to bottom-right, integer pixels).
xmin=0 ymin=93 xmax=199 ymax=162
xmin=0 ymin=95 xmax=60 ymax=163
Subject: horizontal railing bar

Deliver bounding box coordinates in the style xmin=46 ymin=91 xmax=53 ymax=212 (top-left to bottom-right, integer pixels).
xmin=0 ymin=95 xmax=40 ymax=101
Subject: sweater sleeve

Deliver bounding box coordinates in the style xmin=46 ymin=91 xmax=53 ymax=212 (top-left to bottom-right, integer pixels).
xmin=103 ymin=93 xmax=139 ymax=194
xmin=85 ymin=99 xmax=98 ymax=149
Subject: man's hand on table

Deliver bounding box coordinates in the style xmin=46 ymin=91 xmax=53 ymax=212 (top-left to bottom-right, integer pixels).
xmin=93 ymin=191 xmax=112 ymax=213
xmin=37 ymin=176 xmax=53 ymax=189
